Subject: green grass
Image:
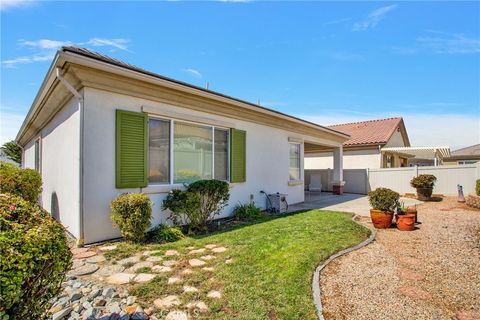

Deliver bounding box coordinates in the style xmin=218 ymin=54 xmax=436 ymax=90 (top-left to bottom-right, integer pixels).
xmin=112 ymin=210 xmax=369 ymax=319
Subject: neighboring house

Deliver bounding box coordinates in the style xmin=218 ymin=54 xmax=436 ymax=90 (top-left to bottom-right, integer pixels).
xmin=443 ymin=144 xmax=480 ymax=165
xmin=305 ymin=117 xmax=411 ymax=169
xmin=16 ymin=46 xmax=349 ymax=244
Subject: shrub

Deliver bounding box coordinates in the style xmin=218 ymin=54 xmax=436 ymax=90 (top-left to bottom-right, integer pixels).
xmin=110 ymin=193 xmax=152 ymax=242
xmin=476 ymin=179 xmax=480 ymax=196
xmin=233 ymin=202 xmax=263 ymax=221
xmin=1 ymin=141 xmax=22 ymax=164
xmin=410 ymin=174 xmax=437 ymax=189
xmin=0 ymin=161 xmax=42 ymax=203
xmin=368 ymin=188 xmax=400 ymax=212
xmin=0 ymin=193 xmax=72 ymax=319
xmin=163 ymin=179 xmax=230 ymax=233
xmin=147 ymin=224 xmax=185 ymax=244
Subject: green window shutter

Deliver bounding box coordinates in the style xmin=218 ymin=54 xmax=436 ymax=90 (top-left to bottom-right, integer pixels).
xmin=230 ymin=128 xmax=246 ymax=183
xmin=116 ymin=110 xmax=148 ymax=188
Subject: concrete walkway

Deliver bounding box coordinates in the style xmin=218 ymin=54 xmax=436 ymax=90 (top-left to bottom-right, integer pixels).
xmin=289 ymin=192 xmax=422 ymax=217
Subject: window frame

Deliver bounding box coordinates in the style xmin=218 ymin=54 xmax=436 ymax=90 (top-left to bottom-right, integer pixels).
xmin=146 ymin=115 xmax=231 ymax=187
xmin=34 ymin=137 xmax=41 ymax=173
xmin=289 ymin=142 xmax=301 ymax=182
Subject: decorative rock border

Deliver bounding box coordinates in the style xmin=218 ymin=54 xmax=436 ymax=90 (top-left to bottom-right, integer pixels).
xmin=311 ymin=214 xmax=377 ymax=320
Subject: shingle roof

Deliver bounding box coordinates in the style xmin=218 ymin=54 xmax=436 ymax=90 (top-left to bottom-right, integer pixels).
xmin=451 ymin=144 xmax=480 ymax=156
xmin=327 ymin=117 xmax=404 ymax=146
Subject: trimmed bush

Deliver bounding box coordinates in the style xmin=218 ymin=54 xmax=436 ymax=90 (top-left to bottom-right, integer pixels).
xmin=233 ymin=202 xmax=263 ymax=221
xmin=147 ymin=224 xmax=185 ymax=244
xmin=163 ymin=179 xmax=230 ymax=233
xmin=0 ymin=161 xmax=42 ymax=203
xmin=0 ymin=193 xmax=72 ymax=319
xmin=410 ymin=174 xmax=437 ymax=189
xmin=368 ymin=188 xmax=400 ymax=212
xmin=476 ymin=179 xmax=480 ymax=196
xmin=110 ymin=193 xmax=152 ymax=242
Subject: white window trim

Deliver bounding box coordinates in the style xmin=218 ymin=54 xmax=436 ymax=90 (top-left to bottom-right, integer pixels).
xmin=145 ymin=113 xmax=230 ymax=192
xmin=34 ymin=136 xmax=42 ymax=174
xmin=288 ymin=142 xmax=303 ymax=184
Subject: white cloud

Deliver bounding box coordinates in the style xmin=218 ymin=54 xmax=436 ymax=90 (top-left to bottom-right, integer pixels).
xmin=2 ymin=54 xmax=54 ymax=67
xmin=0 ymin=0 xmax=35 ymax=11
xmin=297 ymin=112 xmax=480 ymax=150
xmin=416 ymin=30 xmax=480 ymax=54
xmin=19 ymin=39 xmax=72 ymax=49
xmin=182 ymin=68 xmax=203 ymax=78
xmin=87 ymin=38 xmax=130 ymax=51
xmin=352 ymin=4 xmax=398 ymax=32
xmin=0 ymin=111 xmax=25 ymax=145
xmin=323 ymin=18 xmax=351 ymax=26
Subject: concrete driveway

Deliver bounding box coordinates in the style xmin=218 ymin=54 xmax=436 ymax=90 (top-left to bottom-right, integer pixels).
xmin=289 ymin=192 xmax=423 ymax=217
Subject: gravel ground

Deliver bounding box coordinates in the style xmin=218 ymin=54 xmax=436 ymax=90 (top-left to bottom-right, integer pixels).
xmin=320 ymin=197 xmax=480 ymax=320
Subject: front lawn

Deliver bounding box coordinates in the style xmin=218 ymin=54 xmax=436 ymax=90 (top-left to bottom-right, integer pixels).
xmin=105 ymin=210 xmax=370 ymax=319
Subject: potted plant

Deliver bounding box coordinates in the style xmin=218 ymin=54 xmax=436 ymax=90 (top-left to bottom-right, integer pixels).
xmin=410 ymin=174 xmax=437 ymax=201
xmin=368 ymin=188 xmax=400 ymax=229
xmin=395 ymin=203 xmax=416 ymax=231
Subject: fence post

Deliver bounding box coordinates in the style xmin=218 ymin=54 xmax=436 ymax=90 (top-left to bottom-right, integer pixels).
xmin=414 ymin=165 xmax=419 ymax=177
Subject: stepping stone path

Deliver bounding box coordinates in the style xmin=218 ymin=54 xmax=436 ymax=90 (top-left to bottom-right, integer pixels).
xmin=146 ymin=256 xmax=163 ymax=262
xmin=202 ymin=267 xmax=214 ymax=272
xmin=205 ymin=244 xmax=218 ymax=249
xmin=152 ymin=265 xmax=172 ymax=273
xmin=68 ymin=264 xmax=99 ymax=276
xmin=105 ymin=273 xmax=136 ymax=285
xmin=154 ymin=295 xmax=181 ymax=309
xmin=71 ymin=247 xmax=89 ymax=255
xmin=73 ymin=250 xmax=97 ymax=259
xmin=99 ymin=245 xmax=117 ymax=251
xmin=163 ymin=260 xmax=178 ymax=267
xmin=211 ymin=246 xmax=227 ymax=253
xmin=189 ymin=248 xmax=206 ymax=254
xmin=183 ymin=285 xmax=199 ymax=293
xmin=165 ymin=250 xmax=180 ymax=256
xmin=207 ymin=290 xmax=222 ymax=299
xmin=95 ymin=264 xmax=125 ymax=277
xmin=125 ymin=261 xmax=154 ymax=273
xmin=86 ymin=255 xmax=106 ymax=264
xmin=399 ymin=286 xmax=432 ymax=300
xmin=166 ymin=310 xmax=188 ymax=320
xmin=117 ymin=256 xmax=140 ymax=265
xmin=181 ymin=269 xmax=193 ymax=275
xmin=189 ymin=259 xmax=206 ymax=267
xmin=168 ymin=276 xmax=182 ymax=285
xmin=72 ymin=260 xmax=85 ymax=269
xmin=134 ymin=273 xmax=156 ymax=283
xmin=186 ymin=301 xmax=208 ymax=313
xmin=200 ymin=255 xmax=215 ymax=260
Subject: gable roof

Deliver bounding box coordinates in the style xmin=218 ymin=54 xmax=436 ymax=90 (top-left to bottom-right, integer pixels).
xmin=451 ymin=144 xmax=480 ymax=156
xmin=327 ymin=117 xmax=410 ymax=147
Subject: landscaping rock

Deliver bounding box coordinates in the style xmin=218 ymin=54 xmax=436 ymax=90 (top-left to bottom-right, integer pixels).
xmin=99 ymin=245 xmax=117 ymax=251
xmin=124 ymin=303 xmax=138 ymax=315
xmin=73 ymin=251 xmax=97 ymax=259
xmin=52 ymin=307 xmax=72 ymax=320
xmin=146 ymin=256 xmax=163 ymax=262
xmin=180 ymin=269 xmax=193 ymax=275
xmin=95 ymin=265 xmax=125 ymax=277
xmin=164 ymin=250 xmax=179 ymax=256
xmin=126 ymin=296 xmax=136 ymax=306
xmin=163 ymin=260 xmax=178 ymax=267
xmin=183 ymin=285 xmax=199 ymax=293
xmin=72 ymin=260 xmax=85 ymax=269
xmin=202 ymin=267 xmax=214 ymax=272
xmin=225 ymin=258 xmax=234 ymax=264
xmin=152 ymin=265 xmax=172 ymax=273
xmin=69 ymin=291 xmax=83 ymax=302
xmin=69 ymin=264 xmax=99 ymax=277
xmin=153 ymin=295 xmax=181 ymax=309
xmin=165 ymin=311 xmax=188 ymax=320
xmin=200 ymin=255 xmax=215 ymax=261
xmin=167 ymin=276 xmax=181 ymax=285
xmin=134 ymin=273 xmax=156 ymax=283
xmin=86 ymin=255 xmax=106 ymax=264
xmin=211 ymin=246 xmax=227 ymax=253
xmin=204 ymin=244 xmax=218 ymax=249
xmin=71 ymin=247 xmax=89 ymax=255
xmin=188 ymin=248 xmax=206 ymax=254
xmin=105 ymin=273 xmax=136 ymax=285
xmin=125 ymin=261 xmax=153 ymax=273
xmin=207 ymin=290 xmax=222 ymax=299
xmin=117 ymin=256 xmax=140 ymax=265
xmin=188 ymin=259 xmax=206 ymax=267
xmin=186 ymin=301 xmax=208 ymax=313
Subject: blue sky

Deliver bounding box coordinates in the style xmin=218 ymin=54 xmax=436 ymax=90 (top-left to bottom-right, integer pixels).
xmin=1 ymin=1 xmax=479 ymax=149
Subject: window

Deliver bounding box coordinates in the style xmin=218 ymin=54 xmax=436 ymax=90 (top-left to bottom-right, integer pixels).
xmin=148 ymin=119 xmax=170 ymax=183
xmin=214 ymin=128 xmax=229 ymax=180
xmin=34 ymin=139 xmax=40 ymax=172
xmin=458 ymin=160 xmax=477 ymax=165
xmin=289 ymin=143 xmax=301 ymax=181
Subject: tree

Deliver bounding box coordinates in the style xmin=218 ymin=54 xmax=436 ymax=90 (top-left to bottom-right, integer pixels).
xmin=1 ymin=141 xmax=21 ymax=164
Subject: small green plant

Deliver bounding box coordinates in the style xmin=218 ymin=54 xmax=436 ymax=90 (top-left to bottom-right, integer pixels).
xmin=0 ymin=161 xmax=42 ymax=203
xmin=147 ymin=224 xmax=185 ymax=244
xmin=476 ymin=179 xmax=480 ymax=196
xmin=233 ymin=202 xmax=263 ymax=221
xmin=123 ymin=261 xmax=135 ymax=268
xmin=368 ymin=188 xmax=400 ymax=212
xmin=136 ymin=267 xmax=152 ymax=273
xmin=110 ymin=193 xmax=152 ymax=243
xmin=0 ymin=193 xmax=72 ymax=319
xmin=410 ymin=174 xmax=437 ymax=189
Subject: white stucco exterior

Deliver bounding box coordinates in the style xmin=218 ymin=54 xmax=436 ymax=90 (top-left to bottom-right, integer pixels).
xmin=22 ymin=96 xmax=81 ymax=238
xmin=305 ymin=148 xmax=382 ymax=169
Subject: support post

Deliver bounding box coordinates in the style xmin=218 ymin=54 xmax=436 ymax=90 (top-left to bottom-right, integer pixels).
xmin=332 ymin=146 xmax=345 ymax=195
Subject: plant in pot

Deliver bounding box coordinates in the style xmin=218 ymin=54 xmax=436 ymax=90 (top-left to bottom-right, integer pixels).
xmin=410 ymin=174 xmax=437 ymax=201
xmin=395 ymin=202 xmax=416 ymax=231
xmin=368 ymin=188 xmax=400 ymax=229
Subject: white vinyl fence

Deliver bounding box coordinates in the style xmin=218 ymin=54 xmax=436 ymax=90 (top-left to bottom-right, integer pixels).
xmin=305 ymin=164 xmax=479 ymax=196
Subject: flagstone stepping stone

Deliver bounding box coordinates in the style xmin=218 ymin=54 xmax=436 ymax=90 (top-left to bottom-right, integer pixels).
xmin=165 ymin=310 xmax=188 ymax=320
xmin=71 ymin=247 xmax=89 ymax=255
xmin=134 ymin=273 xmax=156 ymax=283
xmin=163 ymin=260 xmax=178 ymax=267
xmin=69 ymin=263 xmax=99 ymax=276
xmin=186 ymin=301 xmax=208 ymax=313
xmin=125 ymin=261 xmax=154 ymax=273
xmin=117 ymin=256 xmax=140 ymax=265
xmin=225 ymin=258 xmax=234 ymax=264
xmin=188 ymin=259 xmax=206 ymax=267
xmin=95 ymin=264 xmax=125 ymax=277
xmin=183 ymin=285 xmax=199 ymax=293
xmin=202 ymin=267 xmax=215 ymax=272
xmin=398 ymin=268 xmax=425 ymax=281
xmin=146 ymin=256 xmax=163 ymax=262
xmin=211 ymin=247 xmax=227 ymax=253
xmin=99 ymin=245 xmax=117 ymax=251
xmin=181 ymin=269 xmax=193 ymax=275
xmin=399 ymin=286 xmax=432 ymax=300
xmin=188 ymin=248 xmax=206 ymax=255
xmin=153 ymin=295 xmax=181 ymax=309
xmin=186 ymin=246 xmax=196 ymax=250
xmin=72 ymin=260 xmax=85 ymax=269
xmin=167 ymin=276 xmax=182 ymax=285
xmin=73 ymin=251 xmax=97 ymax=259
xmin=152 ymin=265 xmax=172 ymax=273
xmin=86 ymin=255 xmax=106 ymax=264
xmin=165 ymin=250 xmax=179 ymax=256
xmin=200 ymin=255 xmax=215 ymax=261
xmin=105 ymin=273 xmax=136 ymax=285
xmin=204 ymin=244 xmax=218 ymax=249
xmin=207 ymin=290 xmax=222 ymax=299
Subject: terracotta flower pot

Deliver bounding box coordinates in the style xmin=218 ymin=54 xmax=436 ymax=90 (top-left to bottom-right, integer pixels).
xmin=370 ymin=209 xmax=394 ymax=229
xmin=416 ymin=187 xmax=433 ymax=201
xmin=396 ymin=213 xmax=416 ymax=231
xmin=406 ymin=207 xmax=417 ymax=223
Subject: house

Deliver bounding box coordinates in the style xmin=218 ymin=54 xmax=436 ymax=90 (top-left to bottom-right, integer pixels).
xmin=443 ymin=144 xmax=480 ymax=165
xmin=16 ymin=46 xmax=349 ymax=244
xmin=305 ymin=117 xmax=411 ymax=169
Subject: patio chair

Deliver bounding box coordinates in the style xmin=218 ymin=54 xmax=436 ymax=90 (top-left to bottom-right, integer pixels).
xmin=309 ymin=174 xmax=322 ymax=192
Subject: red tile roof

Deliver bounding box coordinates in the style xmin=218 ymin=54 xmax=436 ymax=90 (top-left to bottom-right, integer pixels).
xmin=328 ymin=117 xmax=404 ymax=146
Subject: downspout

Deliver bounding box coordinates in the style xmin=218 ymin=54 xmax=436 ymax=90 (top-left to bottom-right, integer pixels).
xmin=56 ymin=68 xmax=85 ymax=246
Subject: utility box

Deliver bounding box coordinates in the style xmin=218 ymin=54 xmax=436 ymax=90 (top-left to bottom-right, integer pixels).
xmin=266 ymin=193 xmax=288 ymax=213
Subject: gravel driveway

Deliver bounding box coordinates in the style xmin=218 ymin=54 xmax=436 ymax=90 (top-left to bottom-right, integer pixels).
xmin=320 ymin=197 xmax=480 ymax=320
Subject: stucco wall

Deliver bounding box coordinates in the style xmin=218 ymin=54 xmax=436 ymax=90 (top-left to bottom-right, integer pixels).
xmin=385 ymin=129 xmax=406 ymax=147
xmin=305 ymin=148 xmax=381 ymax=169
xmin=22 ymin=96 xmax=81 ymax=238
xmin=82 ymin=88 xmax=332 ymax=243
